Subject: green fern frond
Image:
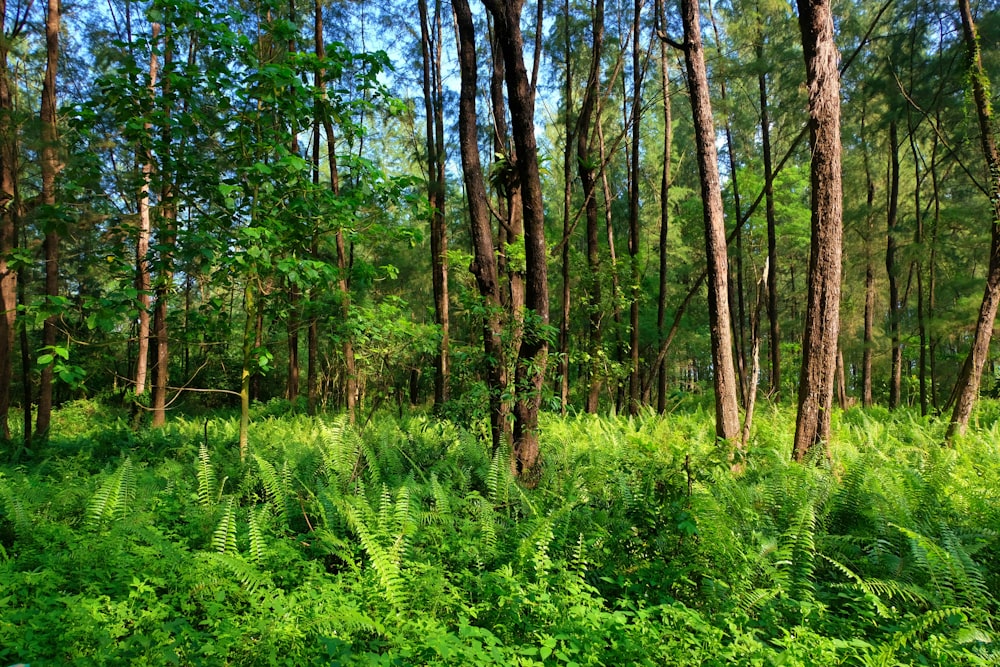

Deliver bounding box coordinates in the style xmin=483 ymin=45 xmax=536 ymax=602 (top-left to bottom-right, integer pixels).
xmin=342 ymin=496 xmax=408 ymax=610
xmin=197 ymin=442 xmax=217 ymax=510
xmin=248 ymin=507 xmax=268 ymax=566
xmin=254 ymin=454 xmax=288 ymax=522
xmin=213 ymin=497 xmax=238 ymax=555
xmin=200 ymin=551 xmax=272 ymax=594
xmin=0 ymin=475 xmax=29 ymax=536
xmin=86 ymin=457 xmax=135 ymax=528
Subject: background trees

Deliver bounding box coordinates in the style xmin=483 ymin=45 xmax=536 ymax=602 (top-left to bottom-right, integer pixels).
xmin=0 ymin=0 xmax=997 ymax=464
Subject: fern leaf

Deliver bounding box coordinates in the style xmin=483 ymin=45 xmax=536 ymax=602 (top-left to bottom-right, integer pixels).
xmin=248 ymin=507 xmax=267 ymax=566
xmin=86 ymin=457 xmax=134 ymax=528
xmin=213 ymin=497 xmax=238 ymax=555
xmin=197 ymin=442 xmax=217 ymax=510
xmin=200 ymin=552 xmax=272 ymax=594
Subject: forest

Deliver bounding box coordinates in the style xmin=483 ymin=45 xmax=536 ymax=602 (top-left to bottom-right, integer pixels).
xmin=0 ymin=0 xmax=999 ymax=663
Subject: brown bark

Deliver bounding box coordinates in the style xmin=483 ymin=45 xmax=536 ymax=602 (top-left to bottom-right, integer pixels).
xmin=707 ymin=0 xmax=747 ymax=402
xmin=135 ymin=23 xmax=160 ymax=397
xmin=36 ymin=0 xmax=61 ymax=437
xmin=316 ymin=24 xmax=357 ymax=423
xmin=454 ymin=0 xmax=508 ymax=452
xmin=0 ymin=1 xmax=24 ymax=440
xmin=420 ymin=0 xmax=450 ymax=406
xmin=557 ymin=0 xmax=573 ymax=414
xmin=886 ymin=121 xmax=902 ymax=409
xmin=482 ymin=0 xmax=548 ymax=478
xmin=151 ymin=28 xmax=176 ymax=429
xmin=861 ymin=111 xmax=875 ymax=408
xmin=626 ymin=0 xmax=643 ymax=415
xmin=947 ymin=0 xmax=1000 ymax=440
xmin=758 ymin=41 xmax=780 ymax=400
xmin=576 ymin=0 xmax=604 ymax=413
xmin=678 ymin=0 xmax=740 ymax=441
xmin=792 ymin=0 xmax=843 ymax=460
xmin=287 ymin=283 xmax=300 ymax=401
xmin=656 ymin=40 xmax=672 ymax=413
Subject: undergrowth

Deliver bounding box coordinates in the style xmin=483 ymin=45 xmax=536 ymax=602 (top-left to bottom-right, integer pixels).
xmin=0 ymin=400 xmax=997 ymax=665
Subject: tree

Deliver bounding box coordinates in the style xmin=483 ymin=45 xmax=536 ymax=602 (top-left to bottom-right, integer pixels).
xmin=482 ymin=0 xmax=548 ymax=478
xmin=418 ymin=0 xmax=449 ymax=407
xmin=36 ymin=0 xmax=62 ymax=437
xmin=667 ymin=0 xmax=741 ymax=441
xmin=946 ymin=0 xmax=1000 ymax=440
xmin=792 ymin=0 xmax=843 ymax=460
xmin=0 ymin=0 xmax=28 ymax=441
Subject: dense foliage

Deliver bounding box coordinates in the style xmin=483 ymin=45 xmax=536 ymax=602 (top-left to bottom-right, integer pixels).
xmin=1 ymin=401 xmax=997 ymax=665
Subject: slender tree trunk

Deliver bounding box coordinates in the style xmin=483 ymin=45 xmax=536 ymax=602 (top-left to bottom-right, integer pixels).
xmin=947 ymin=0 xmax=1000 ymax=440
xmin=36 ymin=0 xmax=61 ymax=437
xmin=758 ymin=43 xmax=781 ymax=400
xmin=739 ymin=261 xmax=768 ymax=457
xmin=907 ymin=113 xmax=928 ymax=416
xmin=151 ymin=28 xmax=175 ymax=429
xmin=792 ymin=0 xmax=843 ymax=460
xmin=627 ymin=0 xmax=643 ymax=414
xmin=483 ymin=0 xmax=549 ymax=478
xmin=557 ymin=0 xmax=573 ymax=414
xmin=287 ymin=283 xmax=300 ymax=402
xmin=454 ymin=0 xmax=507 ymax=452
xmin=576 ymin=0 xmax=604 ymax=413
xmin=861 ymin=111 xmax=876 ymax=407
xmin=491 ymin=26 xmax=522 ymax=441
xmin=135 ymin=23 xmax=160 ymax=397
xmin=239 ymin=281 xmax=254 ymax=461
xmin=707 ymin=0 xmax=747 ymax=401
xmin=420 ymin=0 xmax=449 ymax=406
xmin=308 ymin=0 xmax=323 ymax=416
xmin=886 ymin=121 xmax=902 ymax=409
xmin=0 ymin=1 xmax=21 ymax=441
xmin=656 ymin=41 xmax=672 ymax=413
xmin=677 ymin=0 xmax=740 ymax=441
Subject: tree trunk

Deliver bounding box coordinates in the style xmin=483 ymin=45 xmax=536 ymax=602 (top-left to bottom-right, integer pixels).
xmin=557 ymin=0 xmax=573 ymax=414
xmin=419 ymin=0 xmax=449 ymax=407
xmin=947 ymin=0 xmax=1000 ymax=440
xmin=36 ymin=0 xmax=61 ymax=437
xmin=454 ymin=0 xmax=508 ymax=453
xmin=656 ymin=40 xmax=672 ymax=413
xmin=886 ymin=121 xmax=902 ymax=409
xmin=758 ymin=43 xmax=781 ymax=400
xmin=0 ymin=1 xmax=22 ymax=441
xmin=861 ymin=112 xmax=876 ymax=408
xmin=678 ymin=0 xmax=740 ymax=441
xmin=792 ymin=0 xmax=843 ymax=460
xmin=626 ymin=0 xmax=643 ymax=415
xmin=287 ymin=282 xmax=300 ymax=402
xmin=135 ymin=23 xmax=160 ymax=398
xmin=483 ymin=0 xmax=549 ymax=479
xmin=151 ymin=27 xmax=175 ymax=429
xmin=576 ymin=0 xmax=604 ymax=413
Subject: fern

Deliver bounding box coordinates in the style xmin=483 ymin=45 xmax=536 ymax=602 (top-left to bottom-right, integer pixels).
xmin=213 ymin=497 xmax=238 ymax=555
xmin=197 ymin=441 xmax=219 ymax=509
xmin=0 ymin=474 xmax=29 ymax=536
xmin=254 ymin=454 xmax=289 ymax=523
xmin=248 ymin=507 xmax=268 ymax=566
xmin=199 ymin=551 xmax=272 ymax=594
xmin=86 ymin=457 xmax=136 ymax=528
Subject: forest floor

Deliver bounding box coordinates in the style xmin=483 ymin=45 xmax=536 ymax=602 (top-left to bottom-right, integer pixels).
xmin=0 ymin=398 xmax=998 ymax=665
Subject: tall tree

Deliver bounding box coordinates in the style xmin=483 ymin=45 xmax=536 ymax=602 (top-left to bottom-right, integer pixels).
xmin=453 ymin=0 xmax=507 ymax=452
xmin=946 ymin=0 xmax=1000 ymax=440
xmin=135 ymin=23 xmax=161 ymax=397
xmin=482 ymin=0 xmax=548 ymax=478
xmin=577 ymin=0 xmax=605 ymax=413
xmin=792 ymin=0 xmax=843 ymax=460
xmin=0 ymin=0 xmax=27 ymax=441
xmin=885 ymin=120 xmax=902 ymax=409
xmin=36 ymin=0 xmax=62 ymax=436
xmin=655 ymin=38 xmax=672 ymax=413
xmin=419 ymin=0 xmax=449 ymax=406
xmin=670 ymin=0 xmax=741 ymax=441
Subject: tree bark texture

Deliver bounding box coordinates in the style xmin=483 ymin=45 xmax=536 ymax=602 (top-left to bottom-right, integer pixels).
xmin=482 ymin=0 xmax=548 ymax=478
xmin=36 ymin=0 xmax=61 ymax=437
xmin=0 ymin=1 xmax=22 ymax=440
xmin=947 ymin=0 xmax=1000 ymax=440
xmin=453 ymin=0 xmax=508 ymax=453
xmin=656 ymin=40 xmax=672 ymax=413
xmin=679 ymin=0 xmax=740 ymax=441
xmin=886 ymin=121 xmax=902 ymax=409
xmin=792 ymin=0 xmax=844 ymax=460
